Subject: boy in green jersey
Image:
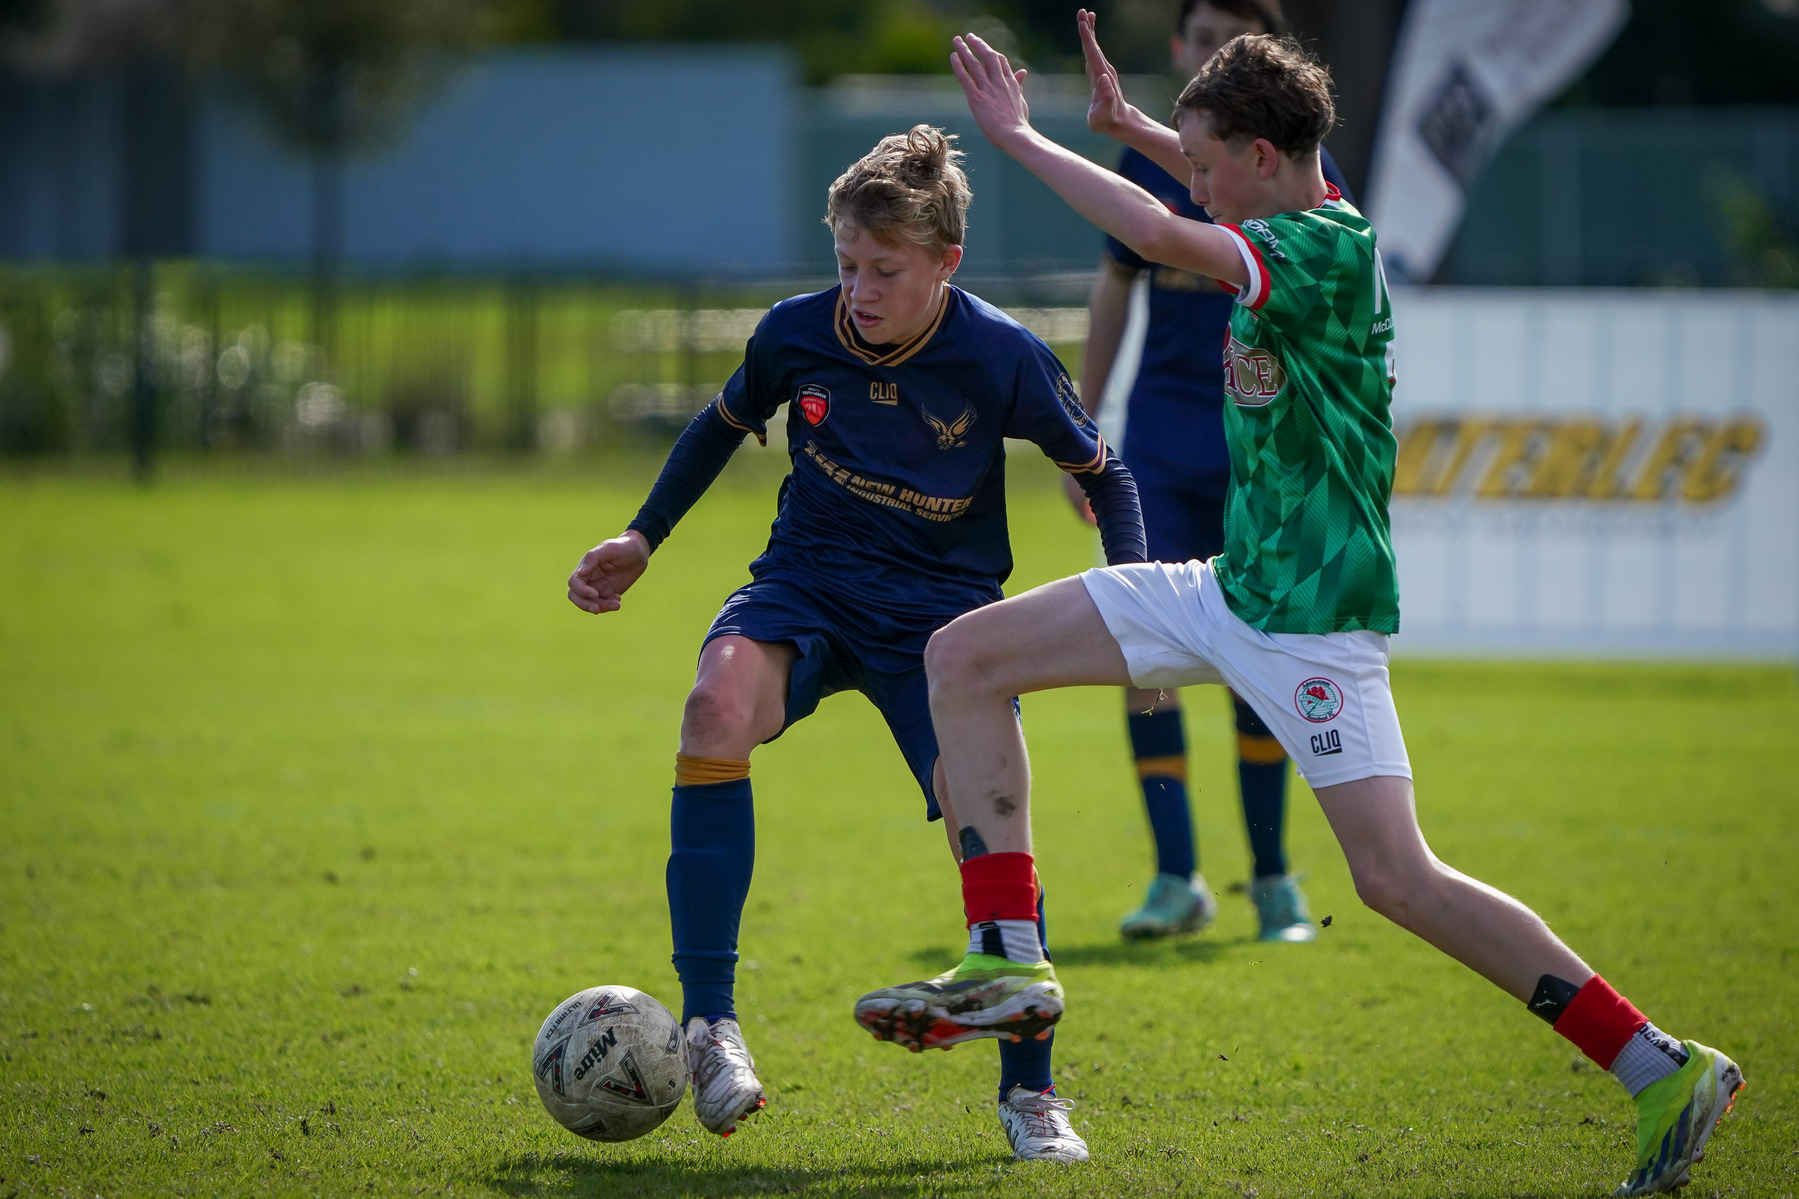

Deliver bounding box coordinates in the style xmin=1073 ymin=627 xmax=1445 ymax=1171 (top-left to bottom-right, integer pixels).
xmin=854 ymin=14 xmax=1742 ymax=1194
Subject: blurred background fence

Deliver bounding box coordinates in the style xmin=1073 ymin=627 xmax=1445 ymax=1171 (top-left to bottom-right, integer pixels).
xmin=4 ymin=0 xmax=1798 ymax=467
xmin=0 ymin=263 xmax=1106 ymax=458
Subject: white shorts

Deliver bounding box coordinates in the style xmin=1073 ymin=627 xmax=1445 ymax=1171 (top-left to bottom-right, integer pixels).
xmin=1080 ymin=560 xmax=1411 ymax=789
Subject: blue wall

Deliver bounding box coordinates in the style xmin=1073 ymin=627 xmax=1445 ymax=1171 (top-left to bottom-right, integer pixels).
xmin=3 ymin=47 xmax=800 ymax=272
xmin=195 ymin=47 xmax=797 ymax=271
xmin=0 ymin=76 xmax=124 ymax=259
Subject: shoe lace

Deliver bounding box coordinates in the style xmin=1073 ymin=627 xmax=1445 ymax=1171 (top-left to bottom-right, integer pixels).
xmin=691 ymin=1026 xmax=754 ymax=1090
xmin=1007 ymin=1089 xmax=1076 ymax=1137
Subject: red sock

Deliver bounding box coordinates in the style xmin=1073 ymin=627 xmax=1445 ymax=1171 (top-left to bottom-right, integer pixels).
xmin=1554 ymin=975 xmax=1648 ymax=1069
xmin=961 ymin=852 xmax=1038 ymax=925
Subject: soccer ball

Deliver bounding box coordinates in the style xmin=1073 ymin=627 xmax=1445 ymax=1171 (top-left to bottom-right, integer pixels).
xmin=531 ymin=985 xmax=687 ymax=1142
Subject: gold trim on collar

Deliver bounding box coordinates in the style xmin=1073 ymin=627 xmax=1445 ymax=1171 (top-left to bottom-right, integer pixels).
xmin=834 ymin=288 xmax=950 ymax=367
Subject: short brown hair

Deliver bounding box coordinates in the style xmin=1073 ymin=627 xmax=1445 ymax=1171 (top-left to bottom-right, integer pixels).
xmin=825 ymin=125 xmax=971 ymax=251
xmin=1173 ymin=34 xmax=1335 ymax=156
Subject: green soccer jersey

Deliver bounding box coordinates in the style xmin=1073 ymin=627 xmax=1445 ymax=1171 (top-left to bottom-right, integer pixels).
xmin=1212 ymin=189 xmax=1400 ymax=634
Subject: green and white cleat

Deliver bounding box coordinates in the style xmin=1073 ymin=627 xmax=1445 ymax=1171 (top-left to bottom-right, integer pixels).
xmin=1250 ymin=873 xmax=1318 ymax=942
xmin=998 ymin=1085 xmax=1089 ymax=1162
xmin=1614 ymin=1041 xmax=1744 ymax=1196
xmin=853 ymin=954 xmax=1063 ymax=1052
xmin=1119 ymin=872 xmax=1217 ymax=940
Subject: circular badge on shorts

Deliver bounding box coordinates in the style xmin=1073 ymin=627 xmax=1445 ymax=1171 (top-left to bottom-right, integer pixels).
xmin=1294 ymin=677 xmax=1343 ymax=723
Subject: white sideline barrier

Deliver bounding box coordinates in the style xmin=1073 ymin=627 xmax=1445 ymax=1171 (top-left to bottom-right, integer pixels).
xmin=1386 ymin=287 xmax=1799 ymax=658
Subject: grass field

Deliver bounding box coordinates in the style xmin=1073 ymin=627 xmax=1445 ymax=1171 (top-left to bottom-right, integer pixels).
xmin=2 ymin=456 xmax=1796 ymax=1198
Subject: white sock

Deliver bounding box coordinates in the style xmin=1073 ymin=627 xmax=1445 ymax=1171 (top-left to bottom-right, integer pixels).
xmin=1611 ymin=1023 xmax=1690 ymax=1098
xmin=967 ymin=919 xmax=1043 ymax=964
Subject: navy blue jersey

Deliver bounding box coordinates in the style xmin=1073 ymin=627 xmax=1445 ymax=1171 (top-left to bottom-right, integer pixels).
xmin=716 ymin=285 xmax=1113 ymax=622
xmin=1104 ymin=147 xmax=1351 ymax=480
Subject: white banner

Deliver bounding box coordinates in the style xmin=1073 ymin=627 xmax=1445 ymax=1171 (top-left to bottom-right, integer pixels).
xmin=1366 ymin=0 xmax=1628 ymax=282
xmin=1388 ymin=286 xmax=1799 ymax=658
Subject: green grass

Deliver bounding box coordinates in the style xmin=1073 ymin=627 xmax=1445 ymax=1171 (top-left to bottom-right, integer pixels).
xmin=2 ymin=457 xmax=1796 ymax=1198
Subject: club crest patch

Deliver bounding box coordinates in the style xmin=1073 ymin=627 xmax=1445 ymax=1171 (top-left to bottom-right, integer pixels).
xmin=1294 ymin=677 xmax=1344 ymax=723
xmin=923 ymin=405 xmax=974 ymax=450
xmin=797 ymin=385 xmax=829 ymax=426
xmin=1054 ymin=372 xmax=1091 ymax=428
xmin=1224 ymin=333 xmax=1286 ymax=407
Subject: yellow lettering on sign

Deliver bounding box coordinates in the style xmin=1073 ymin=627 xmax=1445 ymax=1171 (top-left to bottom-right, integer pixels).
xmin=1429 ymin=419 xmax=1495 ymax=497
xmin=1476 ymin=420 xmax=1550 ymax=499
xmin=1524 ymin=419 xmax=1606 ymax=498
xmin=1681 ymin=417 xmax=1765 ymax=503
xmin=1389 ymin=413 xmax=1768 ymax=504
xmin=1391 ymin=420 xmax=1447 ymax=497
xmin=1628 ymin=419 xmax=1710 ymax=501
xmin=1581 ymin=419 xmax=1642 ymax=499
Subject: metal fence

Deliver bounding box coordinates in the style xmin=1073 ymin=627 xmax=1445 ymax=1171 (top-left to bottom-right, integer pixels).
xmin=0 ymin=264 xmax=1099 ymax=463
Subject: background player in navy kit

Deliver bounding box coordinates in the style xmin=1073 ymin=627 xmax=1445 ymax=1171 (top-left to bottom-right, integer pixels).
xmin=1070 ymin=0 xmax=1347 ymax=943
xmin=566 ymin=126 xmax=1144 ymax=1161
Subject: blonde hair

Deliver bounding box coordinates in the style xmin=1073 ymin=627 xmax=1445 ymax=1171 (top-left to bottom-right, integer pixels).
xmin=825 ymin=125 xmax=971 ymax=251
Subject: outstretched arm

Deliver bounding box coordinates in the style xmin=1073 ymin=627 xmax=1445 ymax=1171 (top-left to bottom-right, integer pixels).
xmin=950 ymin=30 xmax=1246 ymax=288
xmin=1078 ymin=10 xmax=1191 ymax=187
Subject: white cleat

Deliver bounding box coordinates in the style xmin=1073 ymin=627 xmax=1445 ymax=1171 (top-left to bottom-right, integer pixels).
xmin=684 ymin=1016 xmax=766 ymax=1137
xmin=998 ymin=1085 xmax=1089 ymax=1162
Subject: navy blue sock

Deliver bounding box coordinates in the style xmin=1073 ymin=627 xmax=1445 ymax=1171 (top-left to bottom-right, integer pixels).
xmin=997 ymin=888 xmax=1053 ymax=1098
xmin=1232 ymin=694 xmax=1288 ymax=879
xmin=667 ymin=777 xmax=754 ymax=1024
xmin=1127 ymin=706 xmax=1195 ymax=878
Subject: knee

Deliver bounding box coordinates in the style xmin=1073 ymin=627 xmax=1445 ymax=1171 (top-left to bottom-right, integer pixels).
xmin=681 ymin=679 xmax=768 ymax=753
xmin=925 ymin=618 xmax=994 ymax=696
xmin=1348 ymin=854 xmax=1437 ymax=927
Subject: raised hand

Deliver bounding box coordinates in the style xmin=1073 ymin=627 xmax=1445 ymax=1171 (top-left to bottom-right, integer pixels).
xmin=949 ymin=32 xmax=1033 ymax=151
xmin=566 ymin=530 xmax=651 ymax=614
xmin=1078 ymin=9 xmax=1129 ymax=138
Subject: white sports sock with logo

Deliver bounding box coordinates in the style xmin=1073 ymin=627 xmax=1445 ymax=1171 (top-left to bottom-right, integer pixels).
xmin=1611 ymin=1023 xmax=1690 ymax=1097
xmin=967 ymin=919 xmax=1043 ymax=964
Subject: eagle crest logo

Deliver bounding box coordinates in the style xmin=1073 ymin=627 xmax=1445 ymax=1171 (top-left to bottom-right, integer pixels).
xmin=922 ymin=405 xmax=975 ymax=450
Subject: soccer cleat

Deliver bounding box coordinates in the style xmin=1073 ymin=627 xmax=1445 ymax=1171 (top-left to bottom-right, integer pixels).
xmin=1119 ymin=872 xmax=1217 ymax=940
xmin=684 ymin=1016 xmax=766 ymax=1137
xmin=998 ymin=1085 xmax=1089 ymax=1163
xmin=1250 ymin=873 xmax=1318 ymax=942
xmin=1614 ymin=1040 xmax=1744 ymax=1196
xmin=853 ymin=953 xmax=1063 ymax=1052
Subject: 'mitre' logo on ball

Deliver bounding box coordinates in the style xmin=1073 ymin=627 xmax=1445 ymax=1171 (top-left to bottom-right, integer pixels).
xmin=798 ymin=385 xmax=829 ymax=426
xmin=1294 ymin=677 xmax=1344 ymax=723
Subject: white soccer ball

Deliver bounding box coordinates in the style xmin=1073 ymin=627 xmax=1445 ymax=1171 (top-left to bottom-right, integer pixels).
xmin=531 ymin=985 xmax=687 ymax=1142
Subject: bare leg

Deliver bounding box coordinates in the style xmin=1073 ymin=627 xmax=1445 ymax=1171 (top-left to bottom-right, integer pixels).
xmin=933 ymin=758 xmax=964 ymax=862
xmin=1314 ymin=775 xmax=1591 ymax=1001
xmin=679 ymin=635 xmax=796 ymax=758
xmin=925 ymin=577 xmax=1133 ymax=854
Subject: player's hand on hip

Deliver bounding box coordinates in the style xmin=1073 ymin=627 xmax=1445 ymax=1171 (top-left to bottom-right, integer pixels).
xmin=1061 ymin=472 xmax=1098 ymax=526
xmin=1078 ymin=9 xmax=1130 ymax=138
xmin=950 ymin=32 xmax=1032 ymax=151
xmin=567 ymin=530 xmax=650 ymax=614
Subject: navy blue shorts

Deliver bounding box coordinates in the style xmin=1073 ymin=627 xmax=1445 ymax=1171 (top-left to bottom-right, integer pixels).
xmin=704 ymin=571 xmax=966 ymax=821
xmin=1133 ymin=461 xmax=1229 ymax=565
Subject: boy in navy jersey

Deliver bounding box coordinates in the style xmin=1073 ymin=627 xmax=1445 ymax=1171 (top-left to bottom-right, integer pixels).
xmin=567 ymin=126 xmax=1145 ymax=1161
xmin=1072 ymin=0 xmax=1343 ymax=943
